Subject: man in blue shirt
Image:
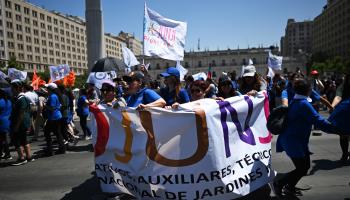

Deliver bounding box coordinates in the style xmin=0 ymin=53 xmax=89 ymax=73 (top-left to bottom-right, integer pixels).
xmin=123 ymin=71 xmax=166 ymax=109
xmin=44 ymin=83 xmax=66 ymax=156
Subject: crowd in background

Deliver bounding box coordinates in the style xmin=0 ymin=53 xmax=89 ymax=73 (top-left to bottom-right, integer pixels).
xmin=0 ymin=63 xmax=349 ymax=197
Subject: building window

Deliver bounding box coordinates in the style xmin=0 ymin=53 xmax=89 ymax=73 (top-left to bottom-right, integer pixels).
xmin=16 ymin=24 xmax=22 ymax=31
xmin=54 ymin=18 xmax=58 ymax=25
xmin=242 ymin=58 xmax=246 ymax=65
xmin=42 ymin=49 xmax=47 ymax=54
xmin=25 ymin=17 xmax=30 ymax=24
xmin=198 ymin=61 xmax=202 ymax=67
xmin=15 ymin=4 xmax=21 ymax=12
xmin=47 ymin=16 xmax=51 ymax=23
xmin=41 ymin=40 xmax=46 ymax=46
xmin=7 ymin=32 xmax=13 ymax=38
xmin=17 ymin=34 xmax=23 ymax=41
xmin=33 ymin=20 xmax=38 ymax=26
xmin=222 ymin=59 xmax=226 ymax=66
xmin=24 ymin=7 xmax=30 ymax=15
xmin=211 ymin=60 xmax=216 ymax=66
xmin=5 ymin=0 xmax=11 ymax=8
xmin=26 ymin=45 xmax=32 ymax=52
xmin=40 ymin=13 xmax=45 ymax=20
xmin=35 ymin=47 xmax=40 ymax=53
xmin=16 ymin=15 xmax=21 ymax=22
xmin=34 ymin=38 xmax=39 ymax=44
xmin=41 ymin=23 xmax=45 ymax=28
xmin=33 ymin=29 xmax=39 ymax=36
xmin=32 ymin=11 xmax=37 ymax=18
xmin=25 ymin=27 xmax=30 ymax=33
xmin=252 ymin=58 xmax=257 ymax=64
xmin=6 ymin=22 xmax=12 ymax=29
xmin=41 ymin=31 xmax=46 ymax=37
xmin=26 ymin=36 xmax=31 ymax=43
xmin=6 ymin=11 xmax=12 ymax=19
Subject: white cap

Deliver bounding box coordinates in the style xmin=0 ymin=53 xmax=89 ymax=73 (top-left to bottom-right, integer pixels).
xmin=101 ymin=80 xmax=116 ymax=88
xmin=45 ymin=82 xmax=58 ymax=89
xmin=242 ymin=65 xmax=256 ymax=77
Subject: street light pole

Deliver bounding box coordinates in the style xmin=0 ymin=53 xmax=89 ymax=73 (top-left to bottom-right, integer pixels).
xmin=85 ymin=0 xmax=105 ymax=73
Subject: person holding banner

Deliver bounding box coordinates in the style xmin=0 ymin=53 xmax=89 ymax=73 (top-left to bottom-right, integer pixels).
xmin=44 ymin=83 xmax=66 ymax=156
xmin=123 ymin=71 xmax=166 ymax=109
xmin=275 ymin=78 xmax=339 ymax=196
xmin=189 ymin=80 xmax=209 ymax=101
xmin=329 ymin=73 xmax=350 ymax=164
xmin=160 ymin=67 xmax=190 ymax=108
xmin=216 ymin=75 xmax=241 ymax=100
xmin=239 ymin=65 xmax=266 ymax=96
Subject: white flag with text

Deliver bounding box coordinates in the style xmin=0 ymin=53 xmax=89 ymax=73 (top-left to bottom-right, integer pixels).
xmin=143 ymin=3 xmax=187 ymax=61
xmin=268 ymin=51 xmax=283 ymax=70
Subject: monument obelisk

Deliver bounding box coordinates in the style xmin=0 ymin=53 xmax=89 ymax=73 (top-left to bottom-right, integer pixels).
xmin=85 ymin=0 xmax=105 ymax=72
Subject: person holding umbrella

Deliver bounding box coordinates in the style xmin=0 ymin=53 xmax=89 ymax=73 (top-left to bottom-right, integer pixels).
xmin=123 ymin=71 xmax=166 ymax=109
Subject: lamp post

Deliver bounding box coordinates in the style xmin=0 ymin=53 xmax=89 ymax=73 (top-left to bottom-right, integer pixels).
xmin=85 ymin=0 xmax=105 ymax=73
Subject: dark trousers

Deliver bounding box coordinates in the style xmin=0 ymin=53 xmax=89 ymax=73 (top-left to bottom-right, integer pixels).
xmin=44 ymin=119 xmax=66 ymax=153
xmin=0 ymin=133 xmax=11 ymax=157
xmin=339 ymin=135 xmax=349 ymax=156
xmin=61 ymin=118 xmax=69 ymax=141
xmin=278 ymin=154 xmax=310 ymax=188
xmin=79 ymin=115 xmax=91 ymax=137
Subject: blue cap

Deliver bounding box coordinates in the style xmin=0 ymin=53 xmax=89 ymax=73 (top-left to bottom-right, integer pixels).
xmin=160 ymin=67 xmax=180 ymax=78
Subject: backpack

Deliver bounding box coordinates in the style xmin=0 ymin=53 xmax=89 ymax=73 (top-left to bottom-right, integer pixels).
xmin=266 ymin=105 xmax=288 ymax=135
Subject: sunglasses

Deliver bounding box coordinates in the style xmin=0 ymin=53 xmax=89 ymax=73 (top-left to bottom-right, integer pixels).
xmin=191 ymin=88 xmax=202 ymax=94
xmin=101 ymin=88 xmax=114 ymax=93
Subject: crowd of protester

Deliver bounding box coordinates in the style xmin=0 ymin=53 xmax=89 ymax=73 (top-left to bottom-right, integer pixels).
xmin=0 ymin=64 xmax=349 ymax=197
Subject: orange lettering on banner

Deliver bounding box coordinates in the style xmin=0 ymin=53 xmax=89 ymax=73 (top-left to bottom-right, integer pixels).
xmin=140 ymin=109 xmax=209 ymax=167
xmin=114 ymin=111 xmax=133 ymax=163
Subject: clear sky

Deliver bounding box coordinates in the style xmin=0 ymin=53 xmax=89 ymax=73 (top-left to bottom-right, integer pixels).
xmin=27 ymin=0 xmax=326 ymax=51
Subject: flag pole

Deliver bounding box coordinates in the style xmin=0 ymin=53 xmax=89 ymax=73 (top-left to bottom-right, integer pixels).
xmin=142 ymin=1 xmax=146 ymax=68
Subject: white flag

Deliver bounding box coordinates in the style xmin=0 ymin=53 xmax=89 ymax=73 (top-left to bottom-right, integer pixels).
xmin=267 ymin=67 xmax=275 ymax=78
xmin=49 ymin=64 xmax=70 ymax=82
xmin=143 ymin=3 xmax=187 ymax=61
xmin=192 ymin=72 xmax=207 ymax=81
xmin=87 ymin=71 xmax=117 ymax=89
xmin=268 ymin=51 xmax=283 ymax=70
xmin=122 ymin=46 xmax=140 ymax=67
xmin=248 ymin=59 xmax=254 ymax=65
xmin=8 ymin=68 xmax=27 ymax=81
xmin=176 ymin=61 xmax=188 ymax=81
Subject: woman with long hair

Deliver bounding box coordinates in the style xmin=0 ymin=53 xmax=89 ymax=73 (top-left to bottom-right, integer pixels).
xmin=239 ymin=65 xmax=266 ymax=96
xmin=216 ymin=75 xmax=240 ymax=100
xmin=189 ymin=80 xmax=209 ymax=101
xmin=160 ymin=67 xmax=190 ymax=109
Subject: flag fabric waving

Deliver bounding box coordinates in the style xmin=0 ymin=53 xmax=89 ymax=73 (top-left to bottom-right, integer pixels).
xmin=122 ymin=46 xmax=140 ymax=68
xmin=8 ymin=68 xmax=27 ymax=81
xmin=49 ymin=64 xmax=70 ymax=82
xmin=143 ymin=3 xmax=187 ymax=61
xmin=268 ymin=51 xmax=283 ymax=70
xmin=176 ymin=61 xmax=188 ymax=81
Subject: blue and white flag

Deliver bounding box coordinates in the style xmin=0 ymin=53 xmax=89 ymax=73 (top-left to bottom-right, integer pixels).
xmin=192 ymin=72 xmax=207 ymax=81
xmin=143 ymin=3 xmax=187 ymax=61
xmin=268 ymin=51 xmax=283 ymax=70
xmin=8 ymin=68 xmax=27 ymax=81
xmin=122 ymin=46 xmax=140 ymax=68
xmin=87 ymin=71 xmax=117 ymax=89
xmin=49 ymin=64 xmax=70 ymax=82
xmin=176 ymin=61 xmax=188 ymax=81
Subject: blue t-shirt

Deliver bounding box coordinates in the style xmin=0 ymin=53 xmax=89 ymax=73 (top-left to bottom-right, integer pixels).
xmin=0 ymin=98 xmax=12 ymax=133
xmin=126 ymin=88 xmax=161 ymax=108
xmin=46 ymin=93 xmax=62 ymax=120
xmin=160 ymin=87 xmax=190 ymax=106
xmin=77 ymin=95 xmax=89 ymax=116
xmin=281 ymin=83 xmax=321 ymax=105
xmin=276 ymin=98 xmax=334 ymax=158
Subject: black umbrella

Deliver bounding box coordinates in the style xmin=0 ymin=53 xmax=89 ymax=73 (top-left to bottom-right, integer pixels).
xmin=91 ymin=57 xmax=127 ymax=72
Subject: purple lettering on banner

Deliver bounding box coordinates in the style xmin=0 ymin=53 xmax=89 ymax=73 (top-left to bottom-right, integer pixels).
xmin=217 ymin=96 xmax=256 ymax=158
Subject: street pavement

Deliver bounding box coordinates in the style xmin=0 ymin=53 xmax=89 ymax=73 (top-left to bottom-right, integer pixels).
xmin=0 ymin=124 xmax=349 ymax=200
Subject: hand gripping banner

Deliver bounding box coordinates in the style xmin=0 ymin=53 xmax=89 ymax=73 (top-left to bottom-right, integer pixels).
xmin=89 ymin=92 xmax=275 ymax=199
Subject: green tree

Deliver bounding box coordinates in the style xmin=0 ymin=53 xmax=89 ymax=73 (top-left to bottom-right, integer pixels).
xmin=7 ymin=56 xmax=24 ymax=70
xmin=74 ymin=74 xmax=89 ymax=88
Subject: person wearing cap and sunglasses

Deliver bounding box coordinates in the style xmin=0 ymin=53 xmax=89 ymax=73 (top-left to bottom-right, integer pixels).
xmin=160 ymin=67 xmax=190 ymax=109
xmin=123 ymin=71 xmax=166 ymax=109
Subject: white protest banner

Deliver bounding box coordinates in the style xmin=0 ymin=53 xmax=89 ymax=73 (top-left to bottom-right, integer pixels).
xmin=87 ymin=71 xmax=117 ymax=89
xmin=49 ymin=64 xmax=70 ymax=82
xmin=89 ymin=92 xmax=275 ymax=199
xmin=176 ymin=61 xmax=188 ymax=81
xmin=122 ymin=46 xmax=140 ymax=68
xmin=267 ymin=67 xmax=275 ymax=78
xmin=144 ymin=3 xmax=187 ymax=61
xmin=8 ymin=68 xmax=27 ymax=81
xmin=192 ymin=72 xmax=207 ymax=81
xmin=268 ymin=51 xmax=283 ymax=70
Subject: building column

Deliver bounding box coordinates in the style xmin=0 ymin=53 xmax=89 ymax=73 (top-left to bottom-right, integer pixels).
xmin=85 ymin=0 xmax=105 ymax=73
